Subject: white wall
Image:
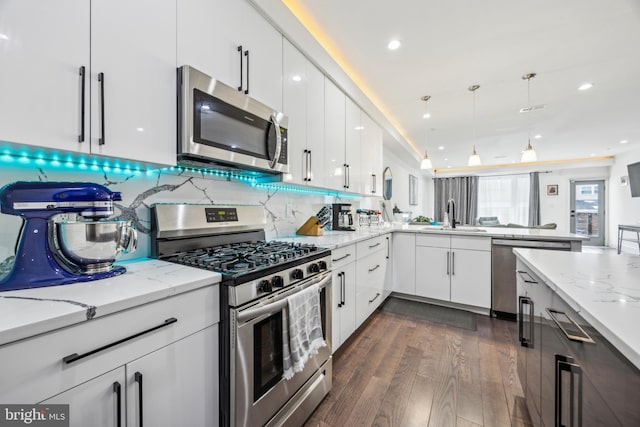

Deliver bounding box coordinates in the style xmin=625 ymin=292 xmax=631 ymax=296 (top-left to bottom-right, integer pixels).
xmin=539 ymin=166 xmax=610 ymax=235
xmin=607 ymin=147 xmax=640 ymax=253
xmin=382 ymin=146 xmax=429 ymax=220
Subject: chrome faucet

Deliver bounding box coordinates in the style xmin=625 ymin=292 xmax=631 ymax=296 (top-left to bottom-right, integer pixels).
xmin=446 ymin=198 xmax=457 ymax=229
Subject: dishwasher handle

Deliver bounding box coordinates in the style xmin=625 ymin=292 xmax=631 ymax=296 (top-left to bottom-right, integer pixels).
xmin=492 ymin=239 xmax=572 ymax=249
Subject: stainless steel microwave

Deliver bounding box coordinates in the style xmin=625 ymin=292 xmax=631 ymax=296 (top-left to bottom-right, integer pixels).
xmin=178 ymin=65 xmax=288 ymax=174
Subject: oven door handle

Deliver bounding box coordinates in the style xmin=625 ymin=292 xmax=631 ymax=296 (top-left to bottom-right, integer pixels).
xmin=237 ymin=273 xmax=331 ymax=323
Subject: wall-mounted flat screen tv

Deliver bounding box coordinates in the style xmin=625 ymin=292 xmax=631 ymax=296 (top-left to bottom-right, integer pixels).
xmin=627 ymin=161 xmax=640 ymax=197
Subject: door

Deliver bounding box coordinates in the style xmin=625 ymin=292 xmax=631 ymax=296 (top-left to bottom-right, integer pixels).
xmin=415 ymin=246 xmax=450 ymax=301
xmin=91 ymin=0 xmax=176 ymax=166
xmin=324 ymin=78 xmax=346 ymax=191
xmin=450 ymin=249 xmax=491 ymax=308
xmin=570 ymin=180 xmax=605 ymax=246
xmin=0 ymin=0 xmax=89 ymax=153
xmin=41 ymin=367 xmax=125 ymax=427
xmin=126 ymin=326 xmax=218 ymax=427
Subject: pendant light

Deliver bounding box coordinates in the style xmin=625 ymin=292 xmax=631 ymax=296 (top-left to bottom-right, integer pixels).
xmin=521 ymin=73 xmax=538 ymax=162
xmin=467 ymin=84 xmax=482 ymax=166
xmin=420 ymin=95 xmax=433 ymax=170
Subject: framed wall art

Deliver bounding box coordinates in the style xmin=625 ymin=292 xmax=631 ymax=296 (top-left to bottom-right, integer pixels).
xmin=547 ymin=184 xmax=558 ymax=196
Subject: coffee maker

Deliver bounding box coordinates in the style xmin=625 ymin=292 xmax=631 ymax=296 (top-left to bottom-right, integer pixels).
xmin=332 ymin=203 xmax=355 ymax=231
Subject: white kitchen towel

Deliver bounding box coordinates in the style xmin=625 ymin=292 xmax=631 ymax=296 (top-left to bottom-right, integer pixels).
xmin=282 ymin=283 xmax=326 ymax=380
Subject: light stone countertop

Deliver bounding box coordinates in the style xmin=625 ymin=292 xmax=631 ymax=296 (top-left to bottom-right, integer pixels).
xmin=0 ymin=258 xmax=221 ymax=346
xmin=513 ymin=249 xmax=640 ymax=370
xmin=277 ymin=224 xmax=586 ymax=250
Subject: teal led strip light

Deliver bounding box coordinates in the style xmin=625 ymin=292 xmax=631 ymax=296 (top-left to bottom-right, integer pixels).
xmin=253 ymin=182 xmax=362 ymax=199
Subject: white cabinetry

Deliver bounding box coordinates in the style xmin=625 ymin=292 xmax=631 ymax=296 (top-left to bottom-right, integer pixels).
xmin=393 ymin=233 xmax=416 ymax=295
xmin=282 ymin=40 xmax=325 ymax=186
xmin=415 ymin=234 xmax=491 ymax=309
xmin=178 ymin=0 xmax=282 ymax=110
xmin=324 ymin=78 xmax=347 ymax=191
xmin=355 ymin=235 xmax=388 ymax=326
xmin=1 ymin=286 xmax=219 ymax=425
xmin=344 ymin=98 xmax=363 ymax=194
xmin=331 ymin=244 xmax=357 ymax=352
xmin=0 ymin=0 xmax=176 ymax=166
xmin=360 ymin=112 xmax=384 ymax=195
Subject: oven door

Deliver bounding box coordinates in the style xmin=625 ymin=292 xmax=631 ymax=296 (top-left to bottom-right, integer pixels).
xmin=232 ymin=272 xmax=332 ymax=427
xmin=179 ymin=65 xmax=288 ymax=173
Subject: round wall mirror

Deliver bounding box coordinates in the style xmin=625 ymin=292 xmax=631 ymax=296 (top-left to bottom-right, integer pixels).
xmin=383 ymin=167 xmax=392 ymax=200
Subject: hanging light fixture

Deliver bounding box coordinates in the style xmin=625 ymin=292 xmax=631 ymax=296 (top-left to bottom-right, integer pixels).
xmin=467 ymin=84 xmax=482 ymax=167
xmin=521 ymin=73 xmax=538 ymax=162
xmin=420 ymin=95 xmax=433 ymax=170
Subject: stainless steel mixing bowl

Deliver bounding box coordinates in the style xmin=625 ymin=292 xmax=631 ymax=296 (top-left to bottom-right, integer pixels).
xmin=55 ymin=220 xmax=138 ymax=272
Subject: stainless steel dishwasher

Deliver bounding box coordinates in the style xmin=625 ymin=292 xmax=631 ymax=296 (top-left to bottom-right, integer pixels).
xmin=491 ymin=239 xmax=573 ymax=320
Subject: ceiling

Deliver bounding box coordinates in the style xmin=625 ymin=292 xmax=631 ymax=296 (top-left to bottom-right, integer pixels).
xmin=282 ymin=0 xmax=640 ymax=170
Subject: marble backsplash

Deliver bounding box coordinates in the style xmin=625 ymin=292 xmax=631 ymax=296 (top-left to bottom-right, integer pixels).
xmin=0 ymin=164 xmax=370 ymax=262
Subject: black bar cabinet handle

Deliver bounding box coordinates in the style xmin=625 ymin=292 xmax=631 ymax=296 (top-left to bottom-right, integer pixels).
xmin=372 ymin=174 xmax=376 ymax=193
xmin=98 ymin=72 xmax=105 ymax=145
xmin=135 ymin=372 xmax=144 ymax=427
xmin=386 ymin=237 xmax=390 ymax=259
xmin=446 ymin=252 xmax=450 ymax=275
xmin=237 ymin=46 xmax=243 ymax=91
xmin=113 ymin=382 xmax=122 ymax=427
xmin=78 ymin=66 xmax=86 ymax=142
xmin=451 ymin=251 xmax=455 ymax=275
xmin=343 ymin=164 xmax=348 ymax=189
xmin=307 ymin=150 xmax=312 ymax=181
xmin=518 ymin=296 xmax=525 ymax=344
xmin=244 ymin=50 xmax=250 ymax=94
xmin=369 ymin=242 xmax=381 ymax=249
xmin=555 ymin=355 xmax=582 ymax=427
xmin=346 ymin=164 xmax=350 ymax=189
xmin=337 ymin=272 xmax=342 ymax=307
xmin=368 ymin=264 xmax=380 ymax=272
xmin=341 ymin=272 xmax=346 ymax=306
xmin=63 ymin=318 xmax=178 ymax=364
xmin=518 ymin=296 xmax=534 ymax=347
xmin=517 ymin=270 xmax=538 ymax=284
xmin=332 ymin=253 xmax=351 ymax=262
xmin=303 ymin=150 xmax=308 ymax=181
xmin=368 ymin=292 xmax=380 ymax=304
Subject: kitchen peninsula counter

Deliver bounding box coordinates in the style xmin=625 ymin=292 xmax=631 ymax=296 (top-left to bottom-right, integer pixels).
xmin=514 ymin=248 xmax=640 ymax=370
xmin=0 ymin=258 xmax=221 ymax=346
xmin=279 ymin=224 xmax=586 ymax=250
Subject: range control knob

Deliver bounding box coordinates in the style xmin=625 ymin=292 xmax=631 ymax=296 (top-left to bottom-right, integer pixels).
xmin=308 ymin=263 xmax=320 ymax=273
xmin=271 ymin=275 xmax=284 ymax=288
xmin=318 ymin=261 xmax=328 ymax=270
xmin=291 ymin=269 xmax=304 ymax=280
xmin=258 ymin=280 xmax=272 ymax=293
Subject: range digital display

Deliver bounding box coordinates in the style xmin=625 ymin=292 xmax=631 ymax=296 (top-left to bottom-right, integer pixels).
xmin=205 ymin=207 xmax=238 ymax=223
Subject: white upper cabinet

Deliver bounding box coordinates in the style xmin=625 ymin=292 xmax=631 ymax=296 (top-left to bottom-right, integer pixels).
xmin=178 ymin=0 xmax=282 ymax=111
xmin=360 ymin=112 xmax=383 ymax=195
xmin=282 ymin=39 xmax=325 ymax=187
xmin=0 ymin=0 xmax=90 ymax=153
xmin=345 ymin=98 xmax=362 ymax=194
xmin=324 ymin=78 xmax=346 ymax=191
xmin=0 ymin=0 xmax=176 ymax=166
xmin=91 ymin=0 xmax=176 ymax=166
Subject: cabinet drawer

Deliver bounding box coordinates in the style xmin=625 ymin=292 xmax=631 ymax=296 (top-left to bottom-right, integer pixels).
xmin=416 ymin=234 xmax=450 ymax=248
xmin=0 ymin=285 xmax=219 ymax=404
xmin=330 ymin=244 xmax=356 ymax=268
xmin=451 ymin=235 xmax=491 ymax=251
xmin=356 ymin=235 xmax=387 ymax=259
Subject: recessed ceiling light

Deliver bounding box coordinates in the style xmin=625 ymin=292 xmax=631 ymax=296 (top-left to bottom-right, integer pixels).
xmin=292 ymin=75 xmax=302 ymax=82
xmin=0 ymin=34 xmax=8 ymax=41
xmin=590 ymin=153 xmax=596 ymax=157
xmin=387 ymin=39 xmax=401 ymax=50
xmin=447 ymin=165 xmax=451 ymax=169
xmin=355 ymin=126 xmax=364 ymax=130
xmin=444 ymin=158 xmax=448 ymax=161
xmin=578 ymin=82 xmax=594 ymax=91
xmin=438 ymin=146 xmax=444 ymax=150
xmin=422 ymin=112 xmax=431 ymax=119
xmin=620 ymin=139 xmax=629 ymax=144
xmin=136 ymin=127 xmax=144 ymax=132
xmin=534 ymin=134 xmax=542 ymax=139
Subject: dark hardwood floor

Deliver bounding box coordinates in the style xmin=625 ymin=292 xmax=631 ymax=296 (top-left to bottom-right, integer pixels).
xmin=304 ymin=300 xmax=532 ymax=427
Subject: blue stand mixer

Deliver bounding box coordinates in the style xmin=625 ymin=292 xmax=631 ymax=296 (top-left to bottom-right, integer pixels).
xmin=0 ymin=181 xmax=137 ymax=291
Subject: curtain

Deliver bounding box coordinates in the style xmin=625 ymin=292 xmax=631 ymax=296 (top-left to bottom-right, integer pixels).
xmin=477 ymin=174 xmax=530 ymax=225
xmin=528 ymin=172 xmax=541 ymax=226
xmin=433 ymin=176 xmax=479 ymax=225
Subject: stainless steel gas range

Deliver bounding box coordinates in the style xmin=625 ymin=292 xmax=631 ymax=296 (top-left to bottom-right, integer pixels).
xmin=151 ymin=204 xmax=332 ymax=427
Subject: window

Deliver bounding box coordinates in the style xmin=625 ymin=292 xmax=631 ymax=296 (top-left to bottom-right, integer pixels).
xmin=477 ymin=174 xmax=530 ymax=225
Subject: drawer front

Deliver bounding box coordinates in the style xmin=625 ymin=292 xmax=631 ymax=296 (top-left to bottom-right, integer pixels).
xmin=451 ymin=235 xmax=491 ymax=251
xmin=356 ymin=235 xmax=387 ymax=260
xmin=330 ymin=244 xmax=356 ymax=269
xmin=355 ymin=251 xmax=387 ymax=325
xmin=0 ymin=285 xmax=219 ymax=403
xmin=416 ymin=234 xmax=450 ymax=248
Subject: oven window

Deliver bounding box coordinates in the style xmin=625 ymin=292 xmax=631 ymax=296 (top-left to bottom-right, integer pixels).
xmin=253 ymin=312 xmax=284 ymax=402
xmin=193 ymin=89 xmax=269 ymax=159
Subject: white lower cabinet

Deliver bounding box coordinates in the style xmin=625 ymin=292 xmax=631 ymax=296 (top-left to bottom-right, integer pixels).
xmin=1 ymin=285 xmax=220 ymax=426
xmin=41 ymin=326 xmax=218 ymax=427
xmin=355 ymin=243 xmax=387 ymax=327
xmin=331 ymin=260 xmax=356 ymax=352
xmin=414 ymin=234 xmax=491 ymax=309
xmin=392 ymin=233 xmax=416 ymax=295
